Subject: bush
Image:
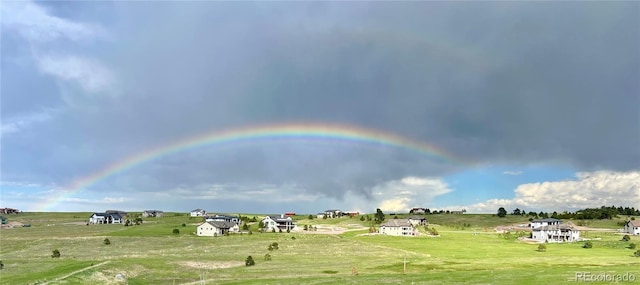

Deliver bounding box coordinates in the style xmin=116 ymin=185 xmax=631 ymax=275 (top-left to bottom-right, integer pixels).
xmin=286 ymin=228 xmax=290 ymax=233
xmin=181 ymin=223 xmax=186 ymax=227
xmin=629 ymin=243 xmax=636 ymax=249
xmin=303 ymin=225 xmax=308 ymax=231
xmin=271 ymin=228 xmax=276 ymax=233
xmin=268 ymin=244 xmax=273 ymax=251
xmin=622 ymin=235 xmax=631 ymax=242
xmin=173 ymin=228 xmax=180 ymax=234
xmin=271 ymin=242 xmax=279 ymax=250
xmin=264 ymin=253 xmax=272 ymax=261
xmin=0 ymin=260 xmax=4 ymax=270
xmin=245 ymin=256 xmax=255 ymax=266
xmin=583 ymin=241 xmax=593 ymax=249
xmin=537 ymin=244 xmax=547 ymax=252
xmin=248 ymin=230 xmax=253 ymax=235
xmin=242 ymin=224 xmax=249 ymax=231
xmin=634 ymin=250 xmax=640 ymax=257
xmin=51 ymin=249 xmax=61 ymax=258
xmin=103 ymin=238 xmax=111 ymax=245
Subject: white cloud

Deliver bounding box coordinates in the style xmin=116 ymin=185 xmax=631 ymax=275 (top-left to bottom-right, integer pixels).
xmin=1 ymin=108 xmax=60 ymax=135
xmin=2 ymin=0 xmax=116 ymax=96
xmin=346 ymin=177 xmax=453 ymax=212
xmin=147 ymin=183 xmax=320 ymax=203
xmin=503 ymin=170 xmax=522 ymax=176
xmin=2 ymin=1 xmax=105 ymax=43
xmin=451 ymin=171 xmax=640 ymax=213
xmin=36 ymin=55 xmax=115 ymax=94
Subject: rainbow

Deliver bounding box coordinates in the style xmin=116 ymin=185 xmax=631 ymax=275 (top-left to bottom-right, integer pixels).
xmin=42 ymin=122 xmax=467 ymax=210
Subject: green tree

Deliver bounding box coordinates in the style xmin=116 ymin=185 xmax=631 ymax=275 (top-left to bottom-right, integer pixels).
xmin=103 ymin=238 xmax=111 ymax=245
xmin=181 ymin=223 xmax=186 ymax=227
xmin=245 ymin=256 xmax=255 ymax=266
xmin=51 ymin=249 xmax=61 ymax=258
xmin=622 ymin=235 xmax=631 ymax=242
xmin=172 ymin=228 xmax=180 ymax=234
xmin=242 ymin=224 xmax=249 ymax=231
xmin=303 ymin=225 xmax=308 ymax=231
xmin=497 ymin=207 xmax=507 ymax=218
xmin=308 ymin=214 xmax=313 ymax=220
xmin=374 ymin=208 xmax=385 ymax=224
xmin=583 ymin=241 xmax=593 ymax=249
xmin=359 ymin=215 xmax=365 ymax=221
xmin=512 ymin=208 xmax=521 ymax=215
xmin=268 ymin=244 xmax=274 ymax=251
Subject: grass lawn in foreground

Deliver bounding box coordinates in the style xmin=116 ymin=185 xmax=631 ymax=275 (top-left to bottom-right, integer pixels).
xmin=0 ymin=213 xmax=638 ymax=284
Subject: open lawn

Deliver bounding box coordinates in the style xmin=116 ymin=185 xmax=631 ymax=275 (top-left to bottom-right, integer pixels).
xmin=0 ymin=213 xmax=638 ymax=284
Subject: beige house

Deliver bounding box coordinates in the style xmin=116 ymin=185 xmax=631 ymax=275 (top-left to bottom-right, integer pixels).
xmin=624 ymin=220 xmax=640 ymax=235
xmin=379 ymin=219 xmax=417 ymax=236
xmin=408 ymin=215 xmax=428 ymax=226
xmin=197 ymin=221 xmax=237 ymax=236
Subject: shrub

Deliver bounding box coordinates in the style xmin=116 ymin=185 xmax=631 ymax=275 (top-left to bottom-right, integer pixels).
xmin=264 ymin=253 xmax=272 ymax=261
xmin=245 ymin=256 xmax=255 ymax=266
xmin=172 ymin=229 xmax=180 ymax=234
xmin=51 ymin=249 xmax=61 ymax=258
xmin=271 ymin=228 xmax=276 ymax=233
xmin=537 ymin=244 xmax=547 ymax=252
xmin=583 ymin=241 xmax=593 ymax=249
xmin=248 ymin=230 xmax=253 ymax=235
xmin=181 ymin=223 xmax=186 ymax=227
xmin=268 ymin=244 xmax=273 ymax=251
xmin=291 ymin=236 xmax=296 ymax=240
xmin=634 ymin=250 xmax=640 ymax=257
xmin=271 ymin=242 xmax=279 ymax=250
xmin=622 ymin=235 xmax=631 ymax=242
xmin=629 ymin=243 xmax=636 ymax=249
xmin=0 ymin=260 xmax=4 ymax=269
xmin=103 ymin=238 xmax=111 ymax=245
xmin=304 ymin=225 xmax=308 ymax=231
xmin=242 ymin=224 xmax=249 ymax=231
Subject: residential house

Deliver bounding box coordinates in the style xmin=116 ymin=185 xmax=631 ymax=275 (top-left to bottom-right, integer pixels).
xmin=408 ymin=215 xmax=428 ymax=226
xmin=261 ymin=215 xmax=297 ymax=232
xmin=324 ymin=209 xmax=341 ymax=218
xmin=190 ymin=209 xmax=207 ymax=217
xmin=530 ymin=218 xmax=561 ymax=229
xmin=316 ymin=213 xmax=326 ymax=219
xmin=204 ymin=214 xmax=242 ymax=225
xmin=0 ymin=208 xmax=19 ymax=214
xmin=89 ymin=213 xmax=123 ymax=224
xmin=142 ymin=210 xmax=164 ymax=218
xmin=197 ymin=221 xmax=237 ymax=236
xmin=624 ymin=220 xmax=640 ymax=235
xmin=343 ymin=211 xmax=360 ymax=217
xmin=531 ymin=224 xmax=580 ymax=242
xmin=284 ymin=212 xmax=296 ymax=217
xmin=379 ymin=219 xmax=417 ymax=236
xmin=450 ymin=210 xmax=466 ymax=215
xmin=410 ymin=208 xmax=426 ymax=214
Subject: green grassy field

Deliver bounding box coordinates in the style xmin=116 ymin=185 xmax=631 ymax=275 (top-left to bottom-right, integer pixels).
xmin=0 ymin=213 xmax=638 ymax=284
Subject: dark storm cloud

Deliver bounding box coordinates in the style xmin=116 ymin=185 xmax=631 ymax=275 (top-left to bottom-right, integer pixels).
xmin=2 ymin=1 xmax=638 ymax=205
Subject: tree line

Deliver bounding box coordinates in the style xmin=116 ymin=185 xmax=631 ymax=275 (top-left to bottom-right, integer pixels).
xmin=496 ymin=205 xmax=639 ymax=220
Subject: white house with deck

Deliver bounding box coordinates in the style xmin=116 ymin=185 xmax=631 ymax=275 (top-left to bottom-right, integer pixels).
xmin=624 ymin=220 xmax=640 ymax=235
xmin=89 ymin=213 xmax=123 ymax=224
xmin=190 ymin=209 xmax=206 ymax=217
xmin=531 ymin=224 xmax=580 ymax=242
xmin=379 ymin=219 xmax=417 ymax=236
xmin=261 ymin=215 xmax=297 ymax=231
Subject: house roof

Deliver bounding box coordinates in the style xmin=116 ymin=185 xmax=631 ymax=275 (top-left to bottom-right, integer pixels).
xmin=191 ymin=209 xmax=205 ymax=212
xmin=325 ymin=209 xmax=341 ymax=212
xmin=380 ymin=219 xmax=413 ymax=227
xmin=144 ymin=210 xmax=163 ymax=213
xmin=532 ymin=224 xmax=575 ymax=231
xmin=204 ymin=221 xmax=236 ymax=229
xmin=531 ymin=218 xmax=561 ymax=223
xmin=408 ymin=215 xmax=427 ymax=220
xmin=627 ymin=220 xmax=640 ymax=227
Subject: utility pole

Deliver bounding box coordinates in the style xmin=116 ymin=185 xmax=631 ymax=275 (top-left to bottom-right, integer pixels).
xmin=403 ymin=254 xmax=406 ymax=274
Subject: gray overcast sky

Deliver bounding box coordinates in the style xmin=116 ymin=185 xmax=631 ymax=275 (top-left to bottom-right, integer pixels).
xmin=2 ymin=1 xmax=639 ymax=213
